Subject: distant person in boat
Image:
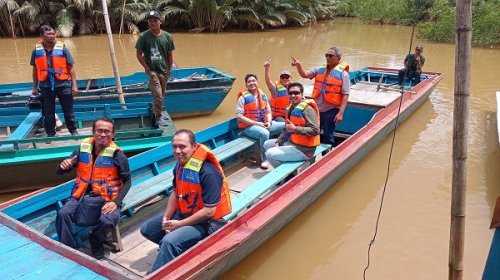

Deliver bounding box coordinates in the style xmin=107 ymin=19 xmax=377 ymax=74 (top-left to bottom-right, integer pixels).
xmin=236 ymin=73 xmax=285 ymax=169
xmin=398 ymin=45 xmax=425 ymax=86
xmin=263 ymin=82 xmax=320 ymax=167
xmin=30 ymin=24 xmax=79 ymax=137
xmin=140 ymin=129 xmax=231 ymax=272
xmin=55 ymin=117 xmax=131 ymax=259
xmin=291 ymin=46 xmax=350 ymax=146
xmin=135 ymin=11 xmax=175 ymax=128
xmin=264 ymin=59 xmax=291 ymax=121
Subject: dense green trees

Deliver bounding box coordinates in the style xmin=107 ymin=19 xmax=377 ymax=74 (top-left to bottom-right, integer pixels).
xmin=0 ymin=0 xmax=335 ymax=37
xmin=336 ymin=0 xmax=499 ymax=45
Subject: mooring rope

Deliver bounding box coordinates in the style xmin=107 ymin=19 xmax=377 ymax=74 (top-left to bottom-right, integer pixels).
xmin=363 ymin=2 xmax=419 ymax=278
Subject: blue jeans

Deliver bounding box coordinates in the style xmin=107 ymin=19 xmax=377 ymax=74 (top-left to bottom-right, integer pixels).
xmin=40 ymin=86 xmax=77 ymax=136
xmin=320 ymin=108 xmax=339 ymax=146
xmin=140 ymin=211 xmax=226 ymax=272
xmin=263 ymin=139 xmax=310 ymax=167
xmin=241 ymin=121 xmax=285 ymax=161
xmin=55 ymin=198 xmax=120 ymax=248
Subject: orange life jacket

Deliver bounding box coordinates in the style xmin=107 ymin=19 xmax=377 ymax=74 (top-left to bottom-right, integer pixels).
xmin=287 ymin=99 xmax=320 ymax=147
xmin=270 ymin=81 xmax=289 ymax=118
xmin=72 ymin=138 xmax=122 ymax=202
xmin=311 ymin=62 xmax=349 ymax=106
xmin=175 ymin=144 xmax=232 ymax=220
xmin=34 ymin=41 xmax=71 ymax=82
xmin=237 ymin=89 xmax=269 ymax=128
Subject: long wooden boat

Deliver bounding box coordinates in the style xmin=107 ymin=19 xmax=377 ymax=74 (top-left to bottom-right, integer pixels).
xmin=0 ymin=66 xmax=235 ymax=121
xmin=0 ymin=67 xmax=442 ymax=279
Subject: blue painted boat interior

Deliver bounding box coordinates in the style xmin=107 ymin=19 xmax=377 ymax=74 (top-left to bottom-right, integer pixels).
xmin=483 ymin=228 xmax=500 ymax=279
xmin=0 ymin=224 xmax=105 ymax=279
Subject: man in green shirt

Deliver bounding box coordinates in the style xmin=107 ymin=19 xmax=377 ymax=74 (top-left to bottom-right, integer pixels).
xmin=398 ymin=45 xmax=425 ymax=86
xmin=136 ymin=11 xmax=175 ymax=127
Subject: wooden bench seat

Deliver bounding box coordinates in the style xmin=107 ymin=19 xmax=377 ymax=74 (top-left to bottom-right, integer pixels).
xmin=224 ymin=143 xmax=331 ymax=221
xmin=0 ymin=112 xmax=41 ymax=150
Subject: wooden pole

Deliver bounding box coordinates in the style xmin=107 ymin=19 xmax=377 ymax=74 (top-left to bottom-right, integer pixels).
xmin=449 ymin=0 xmax=472 ymax=279
xmin=118 ymin=0 xmax=126 ymax=38
xmin=101 ymin=0 xmax=126 ymax=108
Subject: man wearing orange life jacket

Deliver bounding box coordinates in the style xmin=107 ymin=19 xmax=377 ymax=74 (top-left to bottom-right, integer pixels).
xmin=30 ymin=25 xmax=79 ymax=137
xmin=263 ymin=82 xmax=320 ymax=167
xmin=140 ymin=129 xmax=231 ymax=272
xmin=291 ymin=46 xmax=350 ymax=146
xmin=56 ymin=117 xmax=131 ymax=259
xmin=264 ymin=59 xmax=292 ymax=121
xmin=236 ymin=73 xmax=285 ymax=169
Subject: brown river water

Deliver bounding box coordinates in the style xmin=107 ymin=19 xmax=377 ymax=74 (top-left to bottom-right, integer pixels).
xmin=0 ymin=18 xmax=499 ymax=279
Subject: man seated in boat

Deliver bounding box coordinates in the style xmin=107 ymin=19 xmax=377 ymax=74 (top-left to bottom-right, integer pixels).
xmin=263 ymin=59 xmax=292 ymax=122
xmin=263 ymin=82 xmax=320 ymax=167
xmin=291 ymin=46 xmax=350 ymax=146
xmin=55 ymin=117 xmax=131 ymax=259
xmin=236 ymin=73 xmax=285 ymax=169
xmin=140 ymin=129 xmax=232 ymax=272
xmin=398 ymin=45 xmax=425 ymax=86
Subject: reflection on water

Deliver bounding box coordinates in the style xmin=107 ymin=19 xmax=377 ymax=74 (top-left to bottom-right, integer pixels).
xmin=1 ymin=18 xmax=499 ymax=279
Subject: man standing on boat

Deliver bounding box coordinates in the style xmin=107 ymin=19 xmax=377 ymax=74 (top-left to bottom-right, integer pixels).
xmin=140 ymin=129 xmax=231 ymax=272
xmin=291 ymin=46 xmax=350 ymax=146
xmin=264 ymin=59 xmax=291 ymax=122
xmin=55 ymin=117 xmax=131 ymax=259
xmin=136 ymin=11 xmax=175 ymax=128
xmin=264 ymin=82 xmax=320 ymax=167
xmin=236 ymin=73 xmax=285 ymax=169
xmin=398 ymin=45 xmax=425 ymax=86
xmin=31 ymin=25 xmax=79 ymax=137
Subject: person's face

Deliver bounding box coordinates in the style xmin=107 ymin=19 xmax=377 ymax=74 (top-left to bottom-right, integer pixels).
xmin=280 ymin=74 xmax=292 ymax=86
xmin=245 ymin=76 xmax=258 ymax=92
xmin=172 ymin=133 xmax=196 ymax=166
xmin=288 ymin=86 xmax=303 ymax=105
xmin=148 ymin=18 xmax=162 ymax=31
xmin=93 ymin=120 xmax=114 ymax=149
xmin=325 ymin=52 xmax=340 ymax=66
xmin=415 ymin=49 xmax=422 ymax=55
xmin=41 ymin=29 xmax=56 ymax=44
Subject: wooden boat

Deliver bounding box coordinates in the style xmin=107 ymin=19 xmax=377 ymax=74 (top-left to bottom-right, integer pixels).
xmin=0 ymin=67 xmax=442 ymax=279
xmin=0 ymin=66 xmax=235 ymax=121
xmin=483 ymin=92 xmax=500 ymax=279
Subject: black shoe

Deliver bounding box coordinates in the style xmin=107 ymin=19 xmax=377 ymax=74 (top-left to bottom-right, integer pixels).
xmin=70 ymin=130 xmax=79 ymax=136
xmin=89 ymin=235 xmax=105 ymax=259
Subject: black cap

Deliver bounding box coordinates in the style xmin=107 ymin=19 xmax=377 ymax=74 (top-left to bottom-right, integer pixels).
xmin=147 ymin=11 xmax=161 ymax=19
xmin=416 ymin=45 xmax=423 ymax=51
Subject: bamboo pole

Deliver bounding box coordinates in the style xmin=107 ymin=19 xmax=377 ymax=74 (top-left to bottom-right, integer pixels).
xmin=101 ymin=0 xmax=126 ymax=108
xmin=449 ymin=0 xmax=472 ymax=279
xmin=118 ymin=0 xmax=126 ymax=37
xmin=7 ymin=5 xmax=16 ymax=39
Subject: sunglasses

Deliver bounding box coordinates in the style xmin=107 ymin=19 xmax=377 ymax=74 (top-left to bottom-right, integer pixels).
xmin=280 ymin=75 xmax=291 ymax=80
xmin=325 ymin=54 xmax=338 ymax=58
xmin=288 ymin=91 xmax=302 ymax=96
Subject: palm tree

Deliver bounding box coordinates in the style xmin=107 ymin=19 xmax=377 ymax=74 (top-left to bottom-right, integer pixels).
xmin=15 ymin=0 xmax=65 ymax=34
xmin=0 ymin=0 xmax=21 ymax=38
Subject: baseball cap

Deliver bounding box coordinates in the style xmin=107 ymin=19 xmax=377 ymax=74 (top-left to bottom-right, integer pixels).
xmin=280 ymin=70 xmax=292 ymax=77
xmin=147 ymin=11 xmax=161 ymax=19
xmin=416 ymin=45 xmax=423 ymax=51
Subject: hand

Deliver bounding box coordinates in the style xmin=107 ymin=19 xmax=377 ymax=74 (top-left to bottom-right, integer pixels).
xmin=32 ymin=88 xmax=39 ymax=96
xmin=264 ymin=59 xmax=271 ymax=69
xmin=72 ymin=85 xmax=78 ymax=96
xmin=59 ymin=155 xmax=77 ymax=170
xmin=162 ymin=219 xmax=182 ymax=233
xmin=285 ymin=119 xmax=296 ymax=132
xmin=101 ymin=202 xmax=117 ymax=215
xmin=263 ymin=122 xmax=271 ymax=130
xmin=291 ymin=56 xmax=300 ymax=67
xmin=334 ymin=112 xmax=344 ymax=124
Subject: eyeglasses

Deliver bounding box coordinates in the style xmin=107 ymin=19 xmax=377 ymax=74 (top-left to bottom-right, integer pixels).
xmin=280 ymin=75 xmax=291 ymax=80
xmin=288 ymin=91 xmax=302 ymax=96
xmin=95 ymin=129 xmax=112 ymax=135
xmin=325 ymin=54 xmax=338 ymax=58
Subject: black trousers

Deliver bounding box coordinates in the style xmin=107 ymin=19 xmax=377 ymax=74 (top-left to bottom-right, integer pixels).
xmin=40 ymin=86 xmax=77 ymax=135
